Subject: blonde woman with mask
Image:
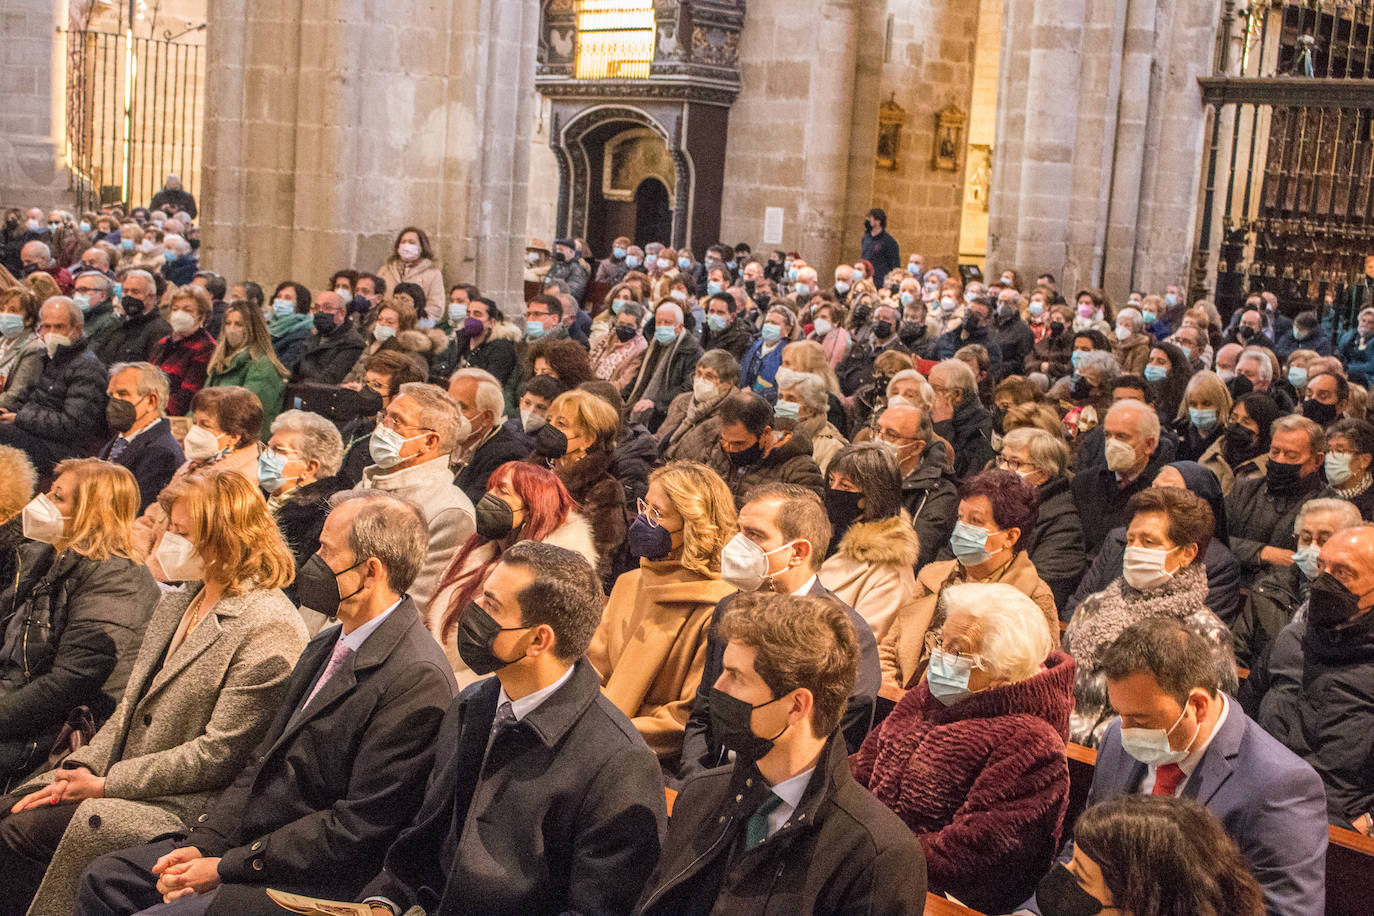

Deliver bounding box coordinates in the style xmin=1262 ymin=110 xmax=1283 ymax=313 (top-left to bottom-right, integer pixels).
xmin=0 ymin=470 xmax=309 ymax=914
xmin=0 ymin=459 xmax=160 ymax=787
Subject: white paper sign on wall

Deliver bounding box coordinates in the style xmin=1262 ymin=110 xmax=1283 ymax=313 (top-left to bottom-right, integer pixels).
xmin=763 ymin=207 xmax=784 ymax=246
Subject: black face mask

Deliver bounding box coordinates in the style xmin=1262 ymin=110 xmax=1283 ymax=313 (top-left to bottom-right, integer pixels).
xmin=1306 ymin=572 xmax=1364 ymax=630
xmin=898 ymin=321 xmax=923 ymax=347
xmin=313 ymin=312 xmax=338 ymax=335
xmin=725 ymin=441 xmax=762 ymax=468
xmin=295 ymin=554 xmax=366 ymax=618
xmin=743 ymin=280 xmax=756 ymax=297
xmin=708 ymin=688 xmax=788 ymax=764
xmin=332 ymin=384 xmax=384 ymax=424
xmin=534 ymin=423 xmax=568 ymax=460
xmin=474 ymin=492 xmax=516 ymax=541
xmin=627 ymin=514 xmax=674 ymax=560
xmin=963 ymin=313 xmax=981 ymax=333
xmin=1301 ymin=398 xmax=1338 ymax=426
xmin=553 ymin=251 xmax=566 ymax=263
xmin=824 ymin=487 xmax=864 ymax=539
xmin=1226 ymin=374 xmax=1254 ymax=400
xmin=1070 ymin=375 xmax=1093 ymax=401
xmin=1266 ymin=458 xmax=1307 ymax=496
xmin=1221 ymin=423 xmax=1260 ymax=465
xmin=1035 ymin=864 xmax=1103 ymax=916
xmin=872 ymin=320 xmax=893 ymax=341
xmin=121 ymin=296 xmax=146 ymax=319
xmin=107 ymin=397 xmax=141 ymax=433
xmin=863 ymin=219 xmax=873 ymax=233
xmin=20 ymin=263 xmax=38 ymax=277
xmin=1049 ymin=320 xmax=1065 ymax=337
xmin=851 ymin=304 xmax=871 ymax=325
xmin=614 ymin=324 xmax=637 ymax=343
xmin=456 ymin=601 xmax=530 ymax=676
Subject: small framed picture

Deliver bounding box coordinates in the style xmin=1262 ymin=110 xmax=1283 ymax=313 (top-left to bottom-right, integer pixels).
xmin=933 ymin=104 xmax=966 ymax=171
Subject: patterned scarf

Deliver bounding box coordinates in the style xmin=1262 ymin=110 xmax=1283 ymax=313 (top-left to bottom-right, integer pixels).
xmin=1068 ymin=562 xmax=1211 ymax=670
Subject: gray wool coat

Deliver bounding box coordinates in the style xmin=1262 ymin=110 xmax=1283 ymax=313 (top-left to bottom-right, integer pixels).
xmin=21 ymin=583 xmax=309 ymax=915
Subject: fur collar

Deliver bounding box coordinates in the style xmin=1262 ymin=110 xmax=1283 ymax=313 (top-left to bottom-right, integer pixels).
xmin=837 ymin=514 xmax=920 ymax=566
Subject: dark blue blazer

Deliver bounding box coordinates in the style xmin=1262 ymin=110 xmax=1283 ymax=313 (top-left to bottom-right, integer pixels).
xmin=97 ymin=417 xmax=184 ymax=512
xmin=1029 ymin=705 xmax=1328 ymax=916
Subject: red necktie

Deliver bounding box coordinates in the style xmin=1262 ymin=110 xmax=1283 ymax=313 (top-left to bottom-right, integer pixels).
xmin=1152 ymin=763 xmax=1185 ymax=796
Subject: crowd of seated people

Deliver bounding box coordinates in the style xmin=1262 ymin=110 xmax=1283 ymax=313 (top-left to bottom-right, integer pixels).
xmin=0 ymin=195 xmax=1372 ymax=914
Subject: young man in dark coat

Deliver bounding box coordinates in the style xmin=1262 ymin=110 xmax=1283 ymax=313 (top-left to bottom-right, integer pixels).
xmin=706 ymin=392 xmax=825 ymax=509
xmin=859 ymin=207 xmax=901 ymax=282
xmin=0 ymin=298 xmax=109 ymax=476
xmin=359 ymin=542 xmax=667 ymax=915
xmin=76 ymin=493 xmax=458 ymax=915
xmin=700 ymin=291 xmax=755 ymax=361
xmin=934 ymin=298 xmax=1003 ymax=378
xmin=639 ymin=591 xmax=926 ymax=915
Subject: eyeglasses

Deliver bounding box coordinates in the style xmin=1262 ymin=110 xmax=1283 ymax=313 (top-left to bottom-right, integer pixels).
xmin=924 ymin=631 xmax=986 ymax=670
xmin=998 ymin=455 xmax=1036 ymax=474
xmin=876 ymin=427 xmax=917 ymax=445
xmin=636 ymin=498 xmax=664 ymax=528
xmin=378 ymin=412 xmax=434 ymax=434
xmin=526 ymin=310 xmax=552 ymax=320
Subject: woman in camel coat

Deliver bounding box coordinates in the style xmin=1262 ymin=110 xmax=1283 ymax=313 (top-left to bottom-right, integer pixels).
xmin=587 ymin=461 xmax=738 ymax=772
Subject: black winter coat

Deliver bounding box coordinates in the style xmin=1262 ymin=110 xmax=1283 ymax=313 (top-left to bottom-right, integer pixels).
xmin=1226 ymin=472 xmax=1326 ymax=575
xmin=94 ymin=309 xmax=172 ymax=366
xmin=994 ymin=314 xmax=1035 ymax=380
xmin=454 ymin=425 xmax=530 ymax=506
xmin=901 ymin=440 xmax=960 ymax=569
xmin=0 ymin=544 xmax=159 ymax=778
xmin=700 ymin=316 xmax=755 ymax=362
xmin=610 ymin=422 xmax=659 ymax=515
xmin=1026 ymin=475 xmax=1086 ymax=610
xmin=638 ymin=731 xmax=927 ymax=916
xmin=274 ymin=476 xmax=352 ymax=603
xmin=707 ymin=428 xmax=825 ymax=509
xmin=293 ymin=323 xmax=365 ymax=385
xmin=1064 ymin=526 xmax=1241 ymax=625
xmin=14 ymin=339 xmax=109 ymax=456
xmin=1244 ymin=613 xmax=1374 ymax=827
xmin=1025 ymin=327 xmax=1073 ymax=378
xmin=1232 ymin=563 xmax=1305 ymax=670
xmin=1071 ymin=454 xmax=1167 ymax=555
xmin=935 ymin=322 xmax=1003 ymax=377
xmin=932 ymin=395 xmax=995 ymax=481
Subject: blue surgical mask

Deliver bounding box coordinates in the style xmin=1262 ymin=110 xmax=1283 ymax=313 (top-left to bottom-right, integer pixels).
xmin=774 ymin=399 xmax=801 ymax=420
xmin=654 ymin=325 xmax=677 ymax=345
xmin=625 ymin=255 xmax=641 ymax=269
xmin=368 ymin=424 xmax=424 ymax=469
xmin=1070 ymin=350 xmax=1088 ymax=372
xmin=707 ymin=280 xmax=723 ymax=296
xmin=1291 ymin=544 xmax=1321 ymax=580
xmin=272 ymin=299 xmax=295 ymax=318
xmin=1288 ymin=366 xmax=1309 ymax=388
xmin=1029 ymin=302 xmax=1044 ymax=317
xmin=1164 ymin=293 xmax=1179 ymax=307
xmin=164 ymin=250 xmax=176 ymax=262
xmin=1325 ymin=451 xmax=1355 ymax=487
xmin=1143 ymin=364 xmax=1169 ymax=383
xmin=927 ymin=650 xmax=974 ymax=705
xmin=448 ymin=303 xmax=467 ymax=324
xmin=121 ymin=239 xmax=134 ymax=252
xmin=760 ymin=323 xmax=781 ymax=343
xmin=79 ymin=221 xmax=91 ymax=234
xmin=708 ymin=313 xmax=728 ymax=333
xmin=1189 ymin=407 xmax=1218 ymax=433
xmin=526 ymin=319 xmax=547 ymax=340
xmin=787 ymin=267 xmax=799 ymax=282
xmin=613 ymin=246 xmax=626 ymax=259
xmin=678 ymin=257 xmax=691 ymax=270
xmin=112 ymin=282 xmax=123 ymax=299
xmin=0 ymin=314 xmax=24 ymax=340
xmin=257 ymin=449 xmax=293 ymax=493
xmin=72 ymin=294 xmax=92 ymax=313
xmin=1141 ymin=310 xmax=1157 ymax=324
xmin=900 ymin=291 xmax=915 ymax=307
xmin=611 ymin=299 xmax=627 ymax=315
xmin=949 ymin=520 xmax=998 ymax=566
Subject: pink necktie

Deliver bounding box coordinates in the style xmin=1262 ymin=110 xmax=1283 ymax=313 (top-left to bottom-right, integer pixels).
xmin=302 ymin=642 xmax=353 ymax=710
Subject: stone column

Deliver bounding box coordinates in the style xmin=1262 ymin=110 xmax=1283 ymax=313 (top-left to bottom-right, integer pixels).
xmin=200 ymin=0 xmax=538 ymax=310
xmin=0 ymin=0 xmax=67 ymax=206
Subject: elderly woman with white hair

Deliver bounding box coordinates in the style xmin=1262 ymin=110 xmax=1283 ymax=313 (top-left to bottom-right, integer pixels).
xmin=1111 ymin=305 xmax=1151 ymax=374
xmin=853 ymin=582 xmax=1075 ymax=915
xmin=777 ymin=370 xmax=848 ymax=473
xmin=998 ymin=427 xmax=1085 ymax=609
xmin=259 ymin=409 xmax=350 ymax=610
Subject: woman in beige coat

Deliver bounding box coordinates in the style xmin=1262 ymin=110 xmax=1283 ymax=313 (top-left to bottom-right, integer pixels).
xmin=376 ymin=226 xmax=446 ymax=314
xmin=0 ymin=470 xmax=308 ymax=915
xmin=588 ymin=461 xmax=738 ymax=771
xmin=878 ymin=470 xmax=1058 ymax=698
xmin=818 ymin=443 xmax=919 ymax=642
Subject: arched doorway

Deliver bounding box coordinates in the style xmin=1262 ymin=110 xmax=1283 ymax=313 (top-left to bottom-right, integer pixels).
xmin=633 ymin=177 xmax=671 ymax=248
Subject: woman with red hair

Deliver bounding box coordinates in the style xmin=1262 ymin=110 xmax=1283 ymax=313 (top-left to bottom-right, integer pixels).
xmin=429 ymin=460 xmax=597 ymax=685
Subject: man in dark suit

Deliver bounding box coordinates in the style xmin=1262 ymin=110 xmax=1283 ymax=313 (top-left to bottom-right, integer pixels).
xmin=359 ymin=541 xmax=667 ymax=914
xmin=76 ymin=491 xmax=458 ymax=916
xmin=639 ymin=592 xmax=926 ymax=915
xmin=450 ymin=368 xmax=529 ymax=505
xmin=99 ymin=362 xmax=184 ymax=512
xmin=1022 ymin=616 xmax=1328 ymax=916
xmin=679 ymin=484 xmax=879 ymax=782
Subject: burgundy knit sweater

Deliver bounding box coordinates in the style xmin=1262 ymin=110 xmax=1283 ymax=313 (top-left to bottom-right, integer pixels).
xmin=851 ymin=651 xmax=1076 ymax=914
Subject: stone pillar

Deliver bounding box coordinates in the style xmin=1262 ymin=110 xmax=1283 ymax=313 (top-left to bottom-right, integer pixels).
xmin=200 ymin=0 xmax=538 ymax=310
xmin=0 ymin=0 xmax=67 ymax=206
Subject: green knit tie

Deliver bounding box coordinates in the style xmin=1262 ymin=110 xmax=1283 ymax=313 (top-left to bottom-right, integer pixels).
xmin=744 ymin=792 xmax=784 ymax=850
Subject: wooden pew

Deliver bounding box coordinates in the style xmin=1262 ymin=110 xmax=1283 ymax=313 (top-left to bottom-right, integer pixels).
xmin=923 ymin=893 xmax=984 ymax=915
xmin=1063 ymin=742 xmax=1374 ymax=916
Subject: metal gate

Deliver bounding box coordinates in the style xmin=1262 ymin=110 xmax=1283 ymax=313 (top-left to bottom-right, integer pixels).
xmin=1193 ymin=0 xmax=1374 ymax=332
xmin=62 ymin=27 xmax=204 ymax=214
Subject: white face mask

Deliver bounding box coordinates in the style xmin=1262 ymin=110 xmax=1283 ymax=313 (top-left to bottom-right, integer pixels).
xmin=1119 ymin=702 xmax=1198 ymax=768
xmin=21 ymin=494 xmax=68 ymax=544
xmin=520 ymin=409 xmax=546 ymax=433
xmin=1122 ymin=544 xmax=1176 ymax=591
xmin=183 ymin=424 xmax=224 ymax=462
xmin=156 ymin=531 xmax=206 ymax=582
xmin=692 ymin=377 xmax=718 ymax=403
xmin=397 ymin=242 xmax=421 ymax=262
xmin=373 ymin=324 xmax=397 ymax=342
xmin=43 ymin=333 xmax=72 ymax=357
xmin=720 ymin=531 xmax=796 ymax=592
xmin=774 ymin=367 xmax=808 ymax=391
xmin=1104 ymin=438 xmax=1137 ymax=473
xmin=1115 ymin=325 xmax=1132 ymax=341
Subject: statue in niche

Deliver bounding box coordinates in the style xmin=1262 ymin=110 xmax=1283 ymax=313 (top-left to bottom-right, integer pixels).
xmin=876 ymin=94 xmax=904 ymax=170
xmin=933 ymin=104 xmax=966 ymax=172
